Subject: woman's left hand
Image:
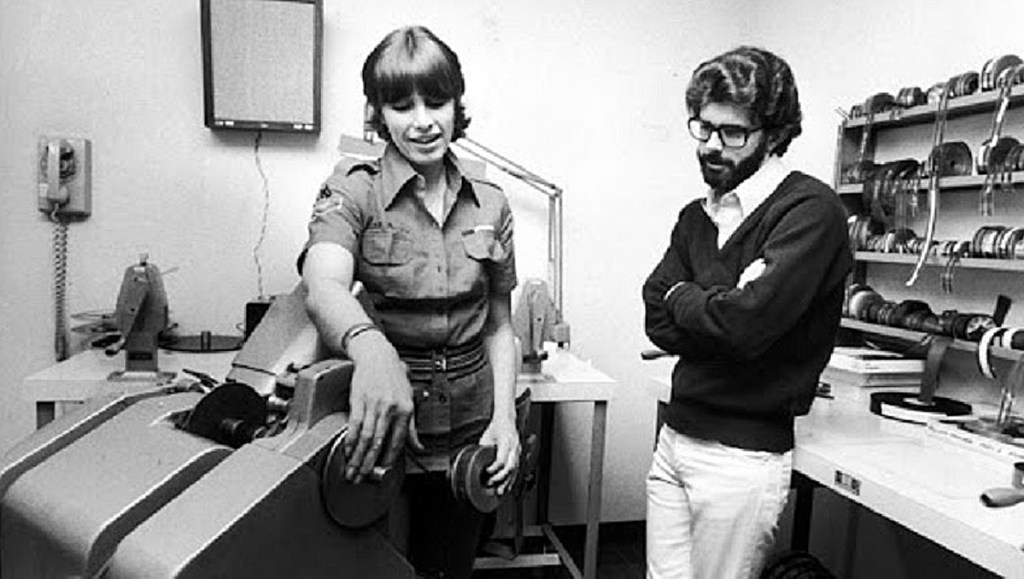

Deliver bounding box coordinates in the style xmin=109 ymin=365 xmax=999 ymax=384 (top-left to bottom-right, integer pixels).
xmin=478 ymin=416 xmax=521 ymax=496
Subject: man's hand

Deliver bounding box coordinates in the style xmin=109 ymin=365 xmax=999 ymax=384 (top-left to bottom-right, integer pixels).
xmin=737 ymin=258 xmax=767 ymax=289
xmin=479 ymin=415 xmax=521 ymax=496
xmin=344 ymin=331 xmax=414 ymax=483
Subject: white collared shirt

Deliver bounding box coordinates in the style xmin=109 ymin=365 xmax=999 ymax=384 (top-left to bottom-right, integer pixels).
xmin=702 ymin=155 xmax=791 ymax=248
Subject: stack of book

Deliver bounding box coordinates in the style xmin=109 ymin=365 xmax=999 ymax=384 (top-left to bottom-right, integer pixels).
xmin=821 ymin=346 xmax=925 ymax=388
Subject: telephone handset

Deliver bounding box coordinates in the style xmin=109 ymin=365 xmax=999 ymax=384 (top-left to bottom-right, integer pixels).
xmin=37 ymin=136 xmax=91 ymax=217
xmin=39 ymin=140 xmax=73 ymax=206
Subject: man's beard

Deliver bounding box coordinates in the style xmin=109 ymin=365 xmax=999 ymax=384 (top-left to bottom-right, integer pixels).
xmin=698 ymin=140 xmax=769 ymax=195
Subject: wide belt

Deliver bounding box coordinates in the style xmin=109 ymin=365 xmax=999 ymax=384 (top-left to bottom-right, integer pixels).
xmin=397 ymin=339 xmax=485 ymax=375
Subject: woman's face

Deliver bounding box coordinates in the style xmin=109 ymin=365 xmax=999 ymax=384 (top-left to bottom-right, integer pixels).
xmin=380 ymin=90 xmax=455 ymax=172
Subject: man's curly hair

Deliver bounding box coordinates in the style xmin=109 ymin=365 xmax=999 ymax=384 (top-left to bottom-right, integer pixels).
xmin=685 ymin=46 xmax=802 ymax=156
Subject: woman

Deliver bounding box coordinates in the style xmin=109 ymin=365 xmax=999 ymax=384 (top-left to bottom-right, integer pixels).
xmin=299 ymin=25 xmax=520 ymax=578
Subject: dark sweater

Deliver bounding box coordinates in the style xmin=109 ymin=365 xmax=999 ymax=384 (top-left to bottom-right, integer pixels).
xmin=643 ymin=171 xmax=853 ymax=452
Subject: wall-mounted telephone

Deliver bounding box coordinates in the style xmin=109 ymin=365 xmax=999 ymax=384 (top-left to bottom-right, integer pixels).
xmin=37 ymin=136 xmax=92 ymax=218
xmin=38 ymin=136 xmax=92 ymax=362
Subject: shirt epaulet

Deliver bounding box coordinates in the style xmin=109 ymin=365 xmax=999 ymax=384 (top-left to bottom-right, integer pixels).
xmin=337 ymin=155 xmax=381 ymax=176
xmin=465 ymin=175 xmax=503 ymax=194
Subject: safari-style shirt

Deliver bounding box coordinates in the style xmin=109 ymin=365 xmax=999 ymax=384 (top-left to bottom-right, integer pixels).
xmin=299 ymin=143 xmax=517 ymax=447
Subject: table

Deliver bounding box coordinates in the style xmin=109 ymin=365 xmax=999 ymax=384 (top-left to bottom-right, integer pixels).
xmin=475 ymin=347 xmax=616 ymax=579
xmin=22 ymin=348 xmax=235 ymax=428
xmin=22 ymin=347 xmax=616 ymax=579
xmin=645 ymin=374 xmax=1024 ymax=579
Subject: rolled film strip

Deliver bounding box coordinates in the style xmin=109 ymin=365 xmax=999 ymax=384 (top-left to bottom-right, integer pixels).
xmin=869 ymin=391 xmax=973 ymax=424
xmin=971 ymin=225 xmax=1008 ymax=258
xmin=926 ymin=141 xmax=974 ymax=177
xmin=865 ymin=159 xmax=921 ymax=229
xmin=966 ymin=225 xmax=1024 ymax=259
xmin=940 ymin=250 xmax=962 ymax=293
xmin=896 ymin=86 xmax=925 ymax=108
xmin=980 ymin=54 xmax=1023 ymax=92
xmin=846 ymin=284 xmax=884 ymax=321
xmin=977 ymin=136 xmax=1020 ymax=176
xmin=925 ymin=82 xmax=947 ymax=105
xmin=909 ymin=79 xmax=956 ymax=288
xmin=1001 ymin=327 xmax=1024 ymax=350
xmin=322 ymin=433 xmax=405 ymax=528
xmin=449 ymin=444 xmax=501 ymax=513
xmin=996 ymin=227 xmax=1024 ymax=259
xmin=1007 ymin=143 xmax=1024 ymax=172
xmin=957 ymin=313 xmax=997 ymax=342
xmin=978 ymin=65 xmax=1024 ymax=216
xmin=950 ymin=71 xmax=980 ymax=98
xmin=890 ymin=299 xmax=933 ymax=329
xmin=978 ymin=326 xmax=1007 ymax=379
xmin=863 ymin=92 xmax=898 ymax=116
xmin=843 ymin=159 xmax=880 ymax=185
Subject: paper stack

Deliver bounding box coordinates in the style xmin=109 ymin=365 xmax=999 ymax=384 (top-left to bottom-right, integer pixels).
xmin=821 ymin=346 xmax=925 ymax=388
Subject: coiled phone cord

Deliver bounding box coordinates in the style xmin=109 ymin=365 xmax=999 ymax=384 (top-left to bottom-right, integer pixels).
xmin=50 ymin=207 xmax=70 ymax=361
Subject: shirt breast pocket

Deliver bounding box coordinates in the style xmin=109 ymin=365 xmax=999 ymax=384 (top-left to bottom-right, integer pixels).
xmin=362 ymin=227 xmax=413 ymax=265
xmin=461 ymin=227 xmax=505 ymax=262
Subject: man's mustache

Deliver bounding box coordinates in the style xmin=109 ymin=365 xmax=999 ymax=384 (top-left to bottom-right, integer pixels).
xmin=699 ymin=152 xmax=730 ymax=167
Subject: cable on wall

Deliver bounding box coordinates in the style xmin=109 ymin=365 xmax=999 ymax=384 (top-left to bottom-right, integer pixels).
xmin=252 ymin=131 xmax=270 ymax=299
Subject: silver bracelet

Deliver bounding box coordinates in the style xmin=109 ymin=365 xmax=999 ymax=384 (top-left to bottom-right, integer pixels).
xmin=341 ymin=322 xmax=382 ymax=354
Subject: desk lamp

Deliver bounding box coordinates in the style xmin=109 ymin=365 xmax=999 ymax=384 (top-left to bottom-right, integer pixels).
xmin=453 ymin=137 xmax=571 ymax=373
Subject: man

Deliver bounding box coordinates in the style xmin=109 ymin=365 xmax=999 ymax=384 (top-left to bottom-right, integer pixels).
xmin=642 ymin=46 xmax=852 ymax=579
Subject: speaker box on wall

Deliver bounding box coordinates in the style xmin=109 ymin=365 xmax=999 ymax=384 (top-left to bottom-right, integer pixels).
xmin=201 ymin=0 xmax=322 ymax=133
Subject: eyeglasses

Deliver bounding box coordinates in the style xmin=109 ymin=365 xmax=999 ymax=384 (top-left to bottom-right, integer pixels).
xmin=687 ymin=118 xmax=762 ymax=149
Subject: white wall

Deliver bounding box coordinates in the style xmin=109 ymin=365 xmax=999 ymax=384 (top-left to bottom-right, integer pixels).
xmin=0 ymin=0 xmax=750 ymax=523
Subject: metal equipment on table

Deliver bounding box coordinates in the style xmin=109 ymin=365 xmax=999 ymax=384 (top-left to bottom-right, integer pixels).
xmin=513 ymin=279 xmax=563 ymax=375
xmin=0 ymin=288 xmax=413 ymax=578
xmin=105 ymin=254 xmax=174 ymax=382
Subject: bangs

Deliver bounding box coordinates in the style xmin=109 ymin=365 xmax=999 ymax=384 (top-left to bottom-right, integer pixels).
xmin=362 ymin=25 xmax=471 ymax=141
xmin=371 ymin=34 xmax=463 ymax=105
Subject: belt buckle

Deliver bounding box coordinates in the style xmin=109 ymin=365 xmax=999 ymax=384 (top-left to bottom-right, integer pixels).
xmin=432 ymin=351 xmax=447 ymax=372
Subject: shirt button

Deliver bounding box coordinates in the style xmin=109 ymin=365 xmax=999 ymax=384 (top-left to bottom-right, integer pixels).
xmin=438 ymin=393 xmax=448 ymax=404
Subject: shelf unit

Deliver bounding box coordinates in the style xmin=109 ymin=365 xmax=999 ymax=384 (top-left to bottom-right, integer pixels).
xmin=837 ymin=173 xmax=1024 ymax=195
xmin=841 ymin=318 xmax=1021 ymax=362
xmin=836 ymin=72 xmax=1024 ymax=349
xmin=842 ymin=91 xmax=1024 ymax=130
xmin=833 ymin=85 xmax=1024 ymax=197
xmin=853 ymin=251 xmax=1024 ymax=272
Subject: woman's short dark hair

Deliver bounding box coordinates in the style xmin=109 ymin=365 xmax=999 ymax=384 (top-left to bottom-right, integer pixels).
xmin=361 ymin=26 xmax=470 ymax=142
xmin=685 ymin=46 xmax=802 ymax=156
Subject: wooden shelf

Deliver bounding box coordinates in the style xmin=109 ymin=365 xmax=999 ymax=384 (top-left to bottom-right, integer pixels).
xmin=854 ymin=252 xmax=1024 ymax=272
xmin=837 ymin=173 xmax=1024 ymax=195
xmin=843 ymin=90 xmax=1024 ymax=130
xmin=841 ymin=318 xmax=1021 ymax=361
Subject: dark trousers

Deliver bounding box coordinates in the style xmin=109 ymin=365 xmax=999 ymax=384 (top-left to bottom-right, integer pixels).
xmin=405 ymin=471 xmax=487 ymax=579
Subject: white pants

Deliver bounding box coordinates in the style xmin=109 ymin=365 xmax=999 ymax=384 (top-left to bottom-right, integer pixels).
xmin=646 ymin=425 xmax=792 ymax=579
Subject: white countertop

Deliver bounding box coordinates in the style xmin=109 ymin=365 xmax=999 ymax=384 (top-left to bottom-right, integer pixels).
xmin=23 ymin=346 xmax=615 ymax=404
xmin=648 ymin=373 xmax=1024 ymax=578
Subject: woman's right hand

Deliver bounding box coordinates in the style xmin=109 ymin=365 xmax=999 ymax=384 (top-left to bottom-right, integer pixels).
xmin=343 ymin=330 xmax=415 ymax=483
